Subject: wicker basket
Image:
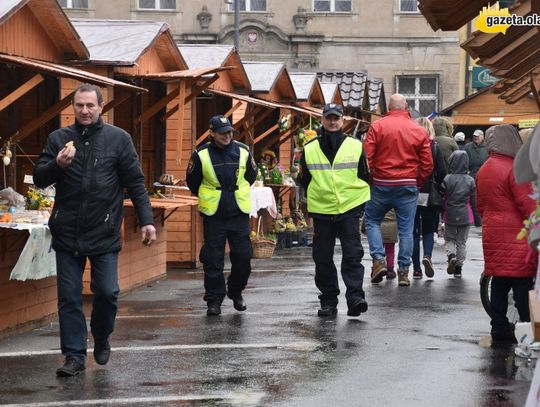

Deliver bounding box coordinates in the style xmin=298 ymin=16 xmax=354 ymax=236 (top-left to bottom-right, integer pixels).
xmin=252 ymin=238 xmax=276 ymax=258
xmin=252 ymin=217 xmax=276 ymax=258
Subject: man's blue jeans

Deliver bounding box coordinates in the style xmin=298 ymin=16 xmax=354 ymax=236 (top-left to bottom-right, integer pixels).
xmin=56 ymin=251 xmax=119 ymax=361
xmin=364 ymin=185 xmax=418 ymax=269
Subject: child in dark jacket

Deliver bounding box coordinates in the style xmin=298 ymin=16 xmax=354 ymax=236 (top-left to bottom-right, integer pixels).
xmin=441 ymin=150 xmax=477 ymax=278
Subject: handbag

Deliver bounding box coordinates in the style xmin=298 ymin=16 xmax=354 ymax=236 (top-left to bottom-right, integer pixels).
xmin=427 ymin=180 xmax=444 ymax=208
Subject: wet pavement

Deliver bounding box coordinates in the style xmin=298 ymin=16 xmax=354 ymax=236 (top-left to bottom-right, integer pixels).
xmin=0 ymin=227 xmax=535 ymax=406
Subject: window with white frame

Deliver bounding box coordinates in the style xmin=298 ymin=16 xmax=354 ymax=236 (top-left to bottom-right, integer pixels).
xmin=138 ymin=0 xmax=176 ymax=10
xmin=400 ymin=0 xmax=418 ymax=12
xmin=313 ymin=0 xmax=352 ymax=12
xmin=228 ymin=0 xmax=267 ymax=11
xmin=58 ymin=0 xmax=88 ymax=8
xmin=396 ymin=76 xmax=439 ymax=117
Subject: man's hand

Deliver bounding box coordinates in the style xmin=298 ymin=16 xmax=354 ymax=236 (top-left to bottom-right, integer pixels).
xmin=56 ymin=145 xmax=76 ymax=168
xmin=141 ymin=224 xmax=157 ymax=246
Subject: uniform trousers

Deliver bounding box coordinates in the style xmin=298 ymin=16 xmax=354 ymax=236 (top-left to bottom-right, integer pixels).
xmin=312 ymin=215 xmax=365 ymax=308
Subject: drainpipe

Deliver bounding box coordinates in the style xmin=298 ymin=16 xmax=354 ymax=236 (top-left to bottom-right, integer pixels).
xmin=464 ymin=21 xmax=472 ymax=97
xmin=234 ymin=0 xmax=240 ymax=51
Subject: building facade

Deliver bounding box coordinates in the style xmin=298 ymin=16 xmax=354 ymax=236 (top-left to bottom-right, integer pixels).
xmin=60 ymin=0 xmax=463 ymax=115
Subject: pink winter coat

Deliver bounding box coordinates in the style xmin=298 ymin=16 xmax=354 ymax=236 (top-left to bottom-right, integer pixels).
xmin=477 ymin=152 xmax=536 ymax=278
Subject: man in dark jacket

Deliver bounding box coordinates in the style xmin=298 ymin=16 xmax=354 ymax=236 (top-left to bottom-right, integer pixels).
xmin=298 ymin=103 xmax=371 ymax=318
xmin=34 ymin=84 xmax=156 ymax=377
xmin=464 ymin=129 xmax=488 ymax=179
xmin=186 ymin=115 xmax=257 ymax=316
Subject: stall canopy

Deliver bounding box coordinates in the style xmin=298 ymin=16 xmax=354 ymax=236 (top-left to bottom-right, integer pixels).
xmin=71 ymin=19 xmax=186 ymax=72
xmin=0 ymin=0 xmax=89 ymax=61
xmin=320 ymin=82 xmax=343 ymax=105
xmin=243 ymin=61 xmax=296 ymax=101
xmin=418 ymin=0 xmax=492 ymax=31
xmin=289 ymin=72 xmax=324 ymax=107
xmin=178 ymin=44 xmax=250 ymax=92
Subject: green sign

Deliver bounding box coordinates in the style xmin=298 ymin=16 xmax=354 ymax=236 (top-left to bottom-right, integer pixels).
xmin=472 ymin=66 xmax=497 ymax=88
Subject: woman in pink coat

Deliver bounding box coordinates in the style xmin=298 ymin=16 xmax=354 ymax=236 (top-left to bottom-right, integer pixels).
xmin=476 ymin=124 xmax=537 ymax=344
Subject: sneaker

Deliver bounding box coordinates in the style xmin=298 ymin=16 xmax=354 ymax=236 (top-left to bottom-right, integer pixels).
xmin=347 ymin=298 xmax=368 ymax=316
xmin=56 ymin=356 xmax=85 ymax=377
xmin=447 ymin=254 xmax=457 ymax=275
xmin=93 ymin=339 xmax=111 ymax=365
xmin=207 ymin=302 xmax=221 ymax=316
xmin=413 ymin=269 xmax=423 ymax=279
xmin=386 ymin=268 xmax=396 ymax=280
xmin=454 ymin=265 xmax=462 ymax=278
xmin=398 ymin=269 xmax=410 ymax=286
xmin=318 ymin=305 xmax=337 ymax=317
xmin=422 ymin=256 xmax=435 ymax=278
xmin=371 ymin=259 xmax=387 ymax=283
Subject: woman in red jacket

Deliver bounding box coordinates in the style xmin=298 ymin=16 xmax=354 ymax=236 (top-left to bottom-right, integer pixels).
xmin=476 ymin=124 xmax=537 ymax=344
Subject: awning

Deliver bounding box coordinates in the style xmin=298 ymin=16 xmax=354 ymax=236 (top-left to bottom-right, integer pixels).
xmin=134 ymin=66 xmax=233 ymax=80
xmin=450 ymin=113 xmax=540 ymax=126
xmin=0 ymin=53 xmax=146 ymax=92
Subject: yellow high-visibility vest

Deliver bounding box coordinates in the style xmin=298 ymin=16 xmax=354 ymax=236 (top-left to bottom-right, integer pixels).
xmin=197 ymin=143 xmax=251 ymax=216
xmin=304 ymin=137 xmax=370 ymax=214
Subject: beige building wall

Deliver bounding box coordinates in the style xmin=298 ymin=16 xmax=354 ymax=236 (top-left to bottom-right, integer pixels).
xmin=62 ymin=0 xmax=463 ymax=112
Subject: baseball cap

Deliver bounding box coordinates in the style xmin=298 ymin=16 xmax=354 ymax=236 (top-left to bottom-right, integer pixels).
xmin=473 ymin=129 xmax=484 ymax=137
xmin=322 ymin=103 xmax=343 ymax=117
xmin=209 ymin=115 xmax=234 ymax=133
xmin=454 ymin=132 xmax=465 ymax=142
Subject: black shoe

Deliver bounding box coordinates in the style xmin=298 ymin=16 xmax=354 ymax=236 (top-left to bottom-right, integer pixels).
xmin=207 ymin=302 xmax=221 ymax=316
xmin=347 ymin=299 xmax=368 ymax=316
xmin=93 ymin=339 xmax=111 ymax=365
xmin=454 ymin=265 xmax=462 ymax=278
xmin=227 ymin=292 xmax=247 ymax=311
xmin=56 ymin=356 xmax=85 ymax=377
xmin=317 ymin=305 xmax=337 ymax=317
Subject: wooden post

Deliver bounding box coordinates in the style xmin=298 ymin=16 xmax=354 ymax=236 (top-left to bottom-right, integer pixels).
xmin=176 ymin=80 xmax=186 ymax=166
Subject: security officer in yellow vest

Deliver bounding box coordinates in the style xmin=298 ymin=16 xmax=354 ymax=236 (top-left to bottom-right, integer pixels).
xmin=298 ymin=103 xmax=371 ymax=317
xmin=186 ymin=115 xmax=258 ymax=316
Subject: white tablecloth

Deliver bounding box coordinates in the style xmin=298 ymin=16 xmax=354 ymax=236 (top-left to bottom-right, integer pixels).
xmin=250 ymin=187 xmax=277 ymax=218
xmin=0 ymin=223 xmax=56 ymax=281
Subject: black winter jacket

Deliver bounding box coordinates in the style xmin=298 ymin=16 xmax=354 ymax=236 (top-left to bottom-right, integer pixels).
xmin=34 ymin=118 xmax=153 ymax=256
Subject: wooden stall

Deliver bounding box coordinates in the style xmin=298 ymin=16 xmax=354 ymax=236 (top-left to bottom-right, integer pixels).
xmin=0 ymin=0 xmax=146 ymax=335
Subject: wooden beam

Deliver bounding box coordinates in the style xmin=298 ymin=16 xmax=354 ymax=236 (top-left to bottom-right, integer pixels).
xmin=176 ymin=81 xmax=186 ymax=166
xmin=0 ymin=74 xmax=44 ymax=113
xmin=161 ymin=76 xmax=221 ymax=122
xmin=102 ymin=93 xmax=132 ymax=115
xmin=253 ymin=123 xmax=280 ymax=145
xmin=238 ymin=107 xmax=274 ymax=143
xmin=195 ymin=101 xmax=246 ymax=146
xmin=530 ymin=74 xmax=540 ymax=111
xmin=11 ymin=91 xmax=75 ymax=143
xmin=137 ymin=86 xmax=180 ymax=125
xmin=235 ymin=106 xmax=265 ymax=143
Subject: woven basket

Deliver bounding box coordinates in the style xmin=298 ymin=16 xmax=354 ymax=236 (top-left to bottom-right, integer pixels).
xmin=252 ymin=217 xmax=276 ymax=258
xmin=252 ymin=238 xmax=276 ymax=258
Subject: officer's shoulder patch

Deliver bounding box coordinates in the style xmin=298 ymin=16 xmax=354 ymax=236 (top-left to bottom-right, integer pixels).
xmin=187 ymin=158 xmax=194 ymax=174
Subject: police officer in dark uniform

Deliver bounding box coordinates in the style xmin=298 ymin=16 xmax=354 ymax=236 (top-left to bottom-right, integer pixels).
xmin=186 ymin=115 xmax=258 ymax=316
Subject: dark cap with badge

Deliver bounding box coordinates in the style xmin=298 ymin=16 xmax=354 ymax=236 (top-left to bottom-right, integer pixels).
xmin=322 ymin=103 xmax=344 ymax=117
xmin=209 ymin=115 xmax=234 ymax=133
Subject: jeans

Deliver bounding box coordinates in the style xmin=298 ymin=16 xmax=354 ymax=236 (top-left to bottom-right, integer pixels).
xmin=200 ymin=214 xmax=252 ymax=303
xmin=56 ymin=251 xmax=119 ymax=361
xmin=312 ymin=215 xmax=365 ymax=308
xmin=412 ymin=206 xmax=439 ymax=271
xmin=364 ymin=185 xmax=418 ymax=269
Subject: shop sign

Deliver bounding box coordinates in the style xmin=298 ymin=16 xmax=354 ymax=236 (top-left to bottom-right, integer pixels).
xmin=472 ymin=67 xmax=497 ymax=88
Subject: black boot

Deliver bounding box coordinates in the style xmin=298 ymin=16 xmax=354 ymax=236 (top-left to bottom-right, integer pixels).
xmin=56 ymin=356 xmax=85 ymax=377
xmin=93 ymin=339 xmax=111 ymax=365
xmin=207 ymin=302 xmax=221 ymax=316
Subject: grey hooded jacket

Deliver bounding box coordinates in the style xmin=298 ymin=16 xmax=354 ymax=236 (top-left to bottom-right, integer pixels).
xmin=441 ymin=150 xmax=477 ymax=226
